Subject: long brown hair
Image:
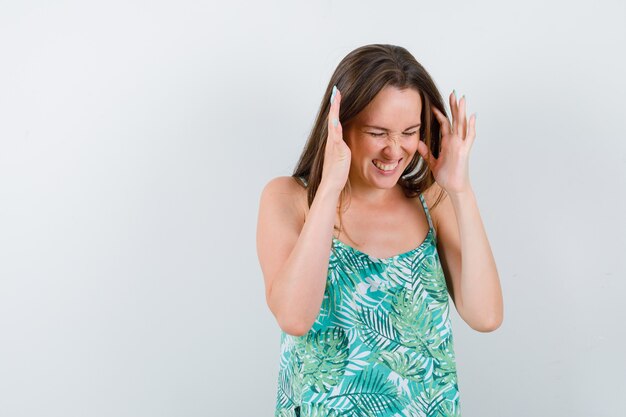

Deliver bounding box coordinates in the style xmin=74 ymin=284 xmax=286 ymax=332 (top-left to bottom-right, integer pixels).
xmin=292 ymin=44 xmax=448 ymax=235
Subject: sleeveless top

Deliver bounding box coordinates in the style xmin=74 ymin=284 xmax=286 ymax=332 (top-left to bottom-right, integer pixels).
xmin=274 ymin=177 xmax=460 ymax=417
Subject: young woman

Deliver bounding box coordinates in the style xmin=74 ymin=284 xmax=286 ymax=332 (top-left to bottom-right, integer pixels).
xmin=257 ymin=43 xmax=503 ymax=417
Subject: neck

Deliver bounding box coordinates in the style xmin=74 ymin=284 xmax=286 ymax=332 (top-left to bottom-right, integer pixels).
xmin=345 ymin=179 xmax=404 ymax=207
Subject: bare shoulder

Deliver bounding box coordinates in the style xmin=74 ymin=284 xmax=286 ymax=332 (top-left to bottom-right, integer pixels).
xmin=421 ymin=182 xmax=451 ymax=232
xmin=259 ymin=176 xmax=307 ymax=221
xmin=261 ymin=175 xmax=303 ymax=197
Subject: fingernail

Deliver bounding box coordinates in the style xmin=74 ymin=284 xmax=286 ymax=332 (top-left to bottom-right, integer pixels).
xmin=330 ymin=85 xmax=338 ymax=104
xmin=332 ymin=117 xmax=338 ymax=127
xmin=453 ymin=89 xmax=457 ymax=99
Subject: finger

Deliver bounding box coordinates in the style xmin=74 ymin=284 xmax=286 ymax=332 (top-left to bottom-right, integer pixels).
xmin=417 ymin=138 xmax=436 ymax=168
xmin=459 ymin=95 xmax=467 ymax=140
xmin=431 ymin=106 xmax=451 ymax=136
xmin=328 ymin=86 xmax=343 ymax=140
xmin=466 ymin=113 xmax=476 ymax=147
xmin=449 ymin=91 xmax=458 ymax=135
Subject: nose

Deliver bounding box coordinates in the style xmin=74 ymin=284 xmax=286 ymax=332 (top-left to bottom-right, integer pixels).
xmin=383 ymin=134 xmax=403 ymax=158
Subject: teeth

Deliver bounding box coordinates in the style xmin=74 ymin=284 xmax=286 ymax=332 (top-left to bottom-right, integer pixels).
xmin=373 ymin=159 xmax=399 ymax=171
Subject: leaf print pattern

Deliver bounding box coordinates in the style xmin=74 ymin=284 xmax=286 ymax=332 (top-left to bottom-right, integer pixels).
xmin=274 ymin=193 xmax=461 ymax=416
xmin=302 ymin=327 xmax=350 ymax=393
xmin=324 ymin=367 xmax=407 ymax=415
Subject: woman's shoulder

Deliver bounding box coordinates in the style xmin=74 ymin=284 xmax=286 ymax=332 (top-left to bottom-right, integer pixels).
xmin=260 ymin=175 xmax=308 ymax=220
xmin=261 ymin=175 xmax=307 ymax=195
xmin=421 ymin=181 xmax=449 ymax=231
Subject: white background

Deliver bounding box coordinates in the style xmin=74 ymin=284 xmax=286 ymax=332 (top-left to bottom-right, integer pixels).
xmin=1 ymin=1 xmax=625 ymax=416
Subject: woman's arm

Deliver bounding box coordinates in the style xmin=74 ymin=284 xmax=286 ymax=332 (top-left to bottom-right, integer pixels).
xmin=256 ymin=176 xmax=341 ymax=336
xmin=418 ymin=91 xmax=503 ymax=333
xmin=430 ymin=183 xmax=504 ymax=332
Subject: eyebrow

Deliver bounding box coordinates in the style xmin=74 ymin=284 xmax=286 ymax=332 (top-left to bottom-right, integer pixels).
xmin=363 ymin=123 xmax=421 ymax=131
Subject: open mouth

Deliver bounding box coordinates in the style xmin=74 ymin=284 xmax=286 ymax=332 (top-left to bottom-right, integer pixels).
xmin=372 ymin=158 xmax=402 ymax=172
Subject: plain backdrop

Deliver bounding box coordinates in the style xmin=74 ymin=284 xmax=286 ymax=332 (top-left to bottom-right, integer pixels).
xmin=1 ymin=1 xmax=625 ymax=416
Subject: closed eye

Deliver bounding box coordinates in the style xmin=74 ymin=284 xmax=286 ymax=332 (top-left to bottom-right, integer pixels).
xmin=367 ymin=131 xmax=418 ymax=137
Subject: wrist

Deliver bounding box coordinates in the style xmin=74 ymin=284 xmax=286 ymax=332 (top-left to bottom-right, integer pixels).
xmin=443 ymin=181 xmax=474 ymax=197
xmin=447 ymin=186 xmax=476 ymax=205
xmin=318 ymin=181 xmax=344 ymax=198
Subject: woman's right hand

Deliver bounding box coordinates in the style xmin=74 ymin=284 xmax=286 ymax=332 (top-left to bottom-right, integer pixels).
xmin=320 ymin=86 xmax=351 ymax=193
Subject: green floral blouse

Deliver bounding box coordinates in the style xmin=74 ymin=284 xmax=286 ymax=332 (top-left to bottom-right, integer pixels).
xmin=274 ymin=182 xmax=461 ymax=417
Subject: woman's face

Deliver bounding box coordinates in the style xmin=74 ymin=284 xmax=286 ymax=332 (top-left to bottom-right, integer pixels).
xmin=344 ymin=85 xmax=422 ymax=189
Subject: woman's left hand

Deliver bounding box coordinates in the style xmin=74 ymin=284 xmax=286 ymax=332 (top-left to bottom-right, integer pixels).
xmin=416 ymin=91 xmax=476 ymax=195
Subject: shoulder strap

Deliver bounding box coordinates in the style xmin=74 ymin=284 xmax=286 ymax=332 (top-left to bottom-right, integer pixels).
xmin=418 ymin=193 xmax=436 ymax=238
